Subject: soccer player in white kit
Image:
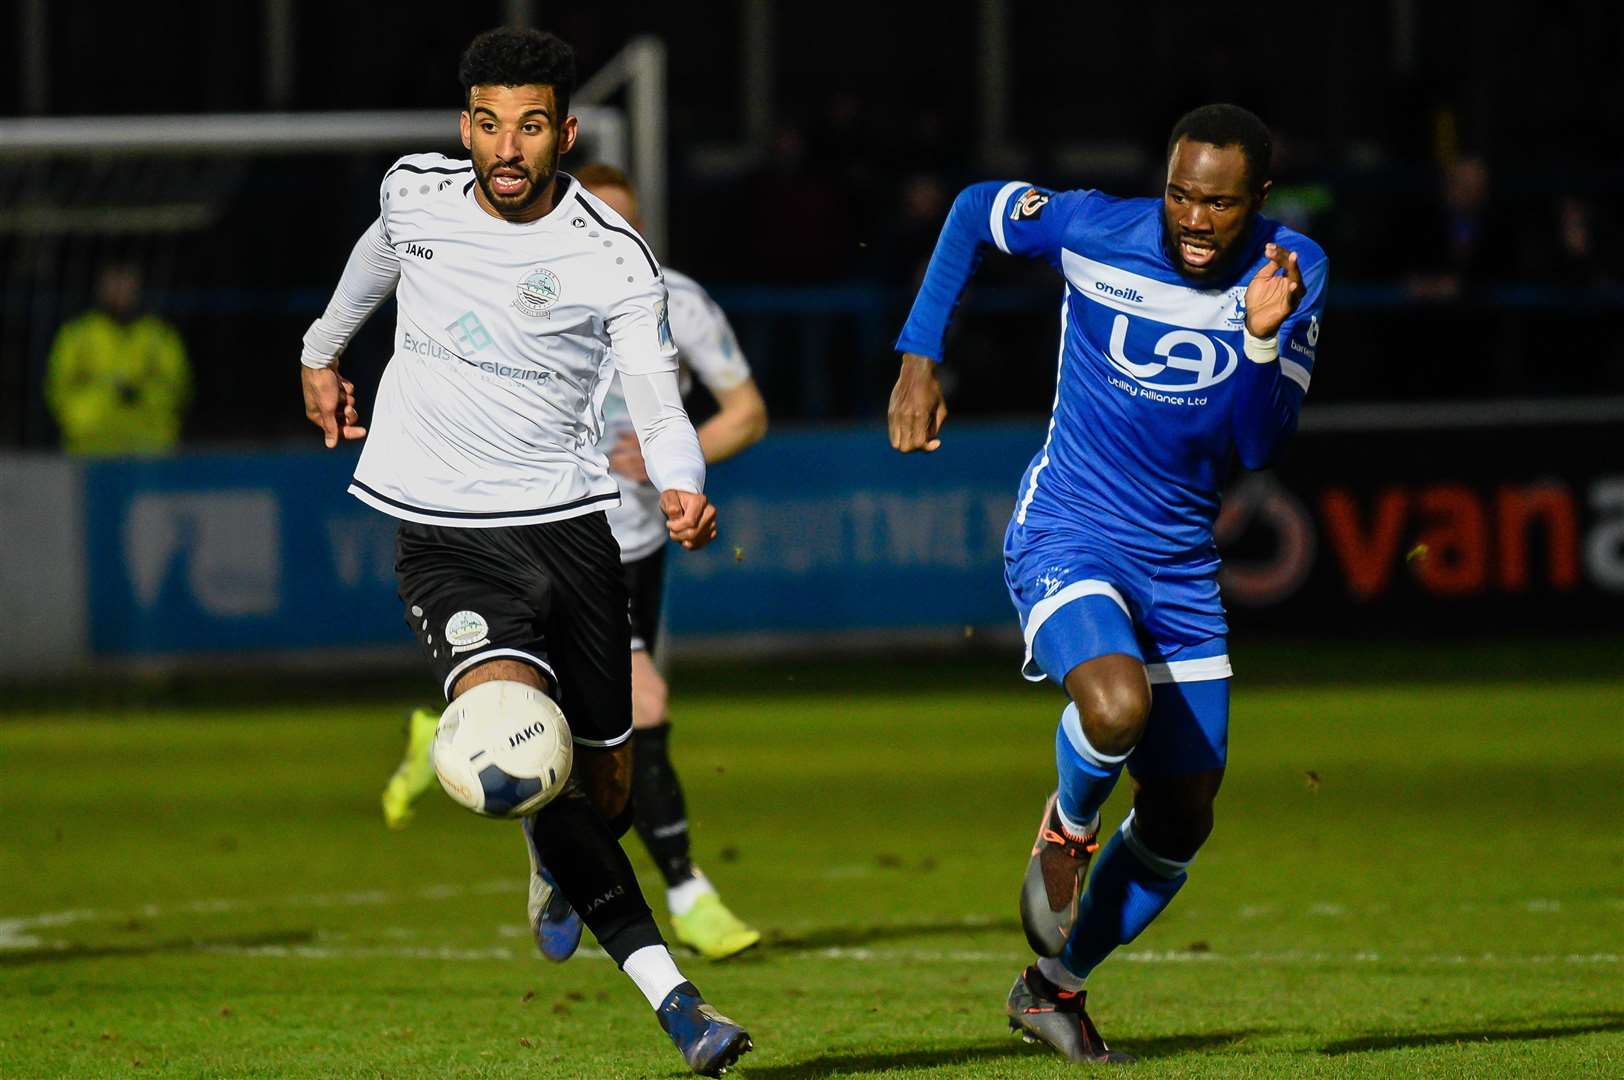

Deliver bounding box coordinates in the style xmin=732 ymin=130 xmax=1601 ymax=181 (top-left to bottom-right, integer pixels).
xmin=299 ymin=28 xmax=750 ymax=1076
xmin=380 ymin=164 xmax=768 ymax=963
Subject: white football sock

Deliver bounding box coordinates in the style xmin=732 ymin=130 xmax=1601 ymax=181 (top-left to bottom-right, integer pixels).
xmin=623 ymin=944 xmax=686 ymax=1009
xmin=1054 ymin=805 xmax=1100 ymax=841
xmin=667 ymin=869 xmax=716 ymax=918
xmin=1037 ymin=954 xmax=1086 ymax=992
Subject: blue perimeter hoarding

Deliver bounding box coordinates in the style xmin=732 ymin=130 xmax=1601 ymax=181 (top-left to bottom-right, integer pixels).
xmin=80 ymin=426 xmax=1045 ymax=657
xmin=80 ymin=414 xmax=1621 ymax=659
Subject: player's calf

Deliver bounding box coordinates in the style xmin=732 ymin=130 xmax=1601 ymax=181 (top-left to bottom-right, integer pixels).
xmin=633 ymin=723 xmax=761 ymax=959
xmin=1056 ymin=809 xmax=1194 ymax=983
xmin=1020 ymin=699 xmax=1134 ymax=956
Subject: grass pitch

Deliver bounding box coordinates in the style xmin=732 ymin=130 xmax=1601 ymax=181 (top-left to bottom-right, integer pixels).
xmin=2 ymin=642 xmax=1621 ymax=1078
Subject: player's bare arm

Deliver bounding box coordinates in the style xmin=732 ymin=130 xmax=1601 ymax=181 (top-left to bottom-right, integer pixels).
xmin=609 ymin=430 xmax=651 ymax=483
xmin=300 ymin=365 xmax=366 ymax=448
xmin=1243 ymin=242 xmax=1304 ymax=340
xmin=661 ymin=489 xmax=717 ymax=550
xmin=610 ymin=378 xmax=767 ymax=484
xmin=697 ymin=379 xmax=768 ymax=462
xmin=887 ymin=352 xmax=948 ymax=452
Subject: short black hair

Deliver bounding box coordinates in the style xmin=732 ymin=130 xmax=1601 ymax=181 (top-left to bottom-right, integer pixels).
xmin=458 ymin=27 xmax=576 ymax=119
xmin=1167 ymin=104 xmax=1273 ymax=193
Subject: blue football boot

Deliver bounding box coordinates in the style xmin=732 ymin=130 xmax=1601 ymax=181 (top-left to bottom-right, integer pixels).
xmin=522 ymin=814 xmax=582 ymax=962
xmin=656 ymin=980 xmax=753 ymax=1076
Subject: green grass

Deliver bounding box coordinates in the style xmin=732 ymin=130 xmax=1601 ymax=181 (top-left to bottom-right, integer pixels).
xmin=2 ymin=646 xmax=1622 ymax=1078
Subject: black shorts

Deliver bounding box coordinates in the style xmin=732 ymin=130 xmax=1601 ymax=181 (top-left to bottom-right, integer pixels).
xmin=395 ymin=513 xmax=633 ymax=749
xmin=622 ymin=547 xmax=667 ymax=655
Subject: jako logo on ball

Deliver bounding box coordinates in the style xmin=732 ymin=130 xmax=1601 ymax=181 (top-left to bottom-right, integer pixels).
xmin=509 ymin=722 xmax=546 ymax=748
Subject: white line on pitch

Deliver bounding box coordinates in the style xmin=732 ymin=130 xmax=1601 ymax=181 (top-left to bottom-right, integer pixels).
xmin=182 ymin=942 xmax=1620 ymax=967
xmin=0 ymin=879 xmax=522 ymax=948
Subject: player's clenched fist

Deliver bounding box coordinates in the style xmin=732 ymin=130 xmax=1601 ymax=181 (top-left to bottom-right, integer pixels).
xmin=301 ymin=365 xmax=367 ymax=448
xmin=887 ymin=352 xmax=949 ymax=453
xmin=661 ymin=489 xmax=718 ymax=550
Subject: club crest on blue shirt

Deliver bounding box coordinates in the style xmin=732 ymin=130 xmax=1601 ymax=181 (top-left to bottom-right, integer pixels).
xmin=1011 ymin=187 xmax=1049 ymax=221
xmin=514 ymin=267 xmax=561 ymax=317
xmin=1225 ymin=293 xmax=1247 ymax=329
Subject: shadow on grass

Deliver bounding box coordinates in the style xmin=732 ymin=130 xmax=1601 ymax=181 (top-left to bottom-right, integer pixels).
xmin=744 ymin=1030 xmax=1260 ymax=1077
xmin=1123 ymin=1029 xmax=1263 ymax=1057
xmin=738 ymin=1037 xmax=1046 ymax=1079
xmin=0 ymin=928 xmax=315 ymax=966
xmin=1320 ymin=1014 xmax=1624 ymax=1055
xmin=763 ymin=918 xmax=1021 ymax=953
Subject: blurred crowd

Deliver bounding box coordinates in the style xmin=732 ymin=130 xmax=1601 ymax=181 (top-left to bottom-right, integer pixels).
xmin=7 ymin=1 xmax=1621 ymax=451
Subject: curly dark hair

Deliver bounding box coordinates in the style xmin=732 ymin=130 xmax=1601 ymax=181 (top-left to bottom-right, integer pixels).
xmin=1167 ymin=104 xmax=1272 ymax=193
xmin=458 ymin=27 xmax=576 ymax=118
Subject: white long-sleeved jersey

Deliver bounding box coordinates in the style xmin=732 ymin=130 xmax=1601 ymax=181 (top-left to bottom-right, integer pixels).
xmin=599 ymin=268 xmax=751 ymax=562
xmin=302 ymin=155 xmax=704 ymax=528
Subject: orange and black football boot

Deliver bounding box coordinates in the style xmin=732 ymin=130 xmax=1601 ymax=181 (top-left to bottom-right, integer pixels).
xmin=1006 ymin=963 xmax=1134 ymax=1064
xmin=1018 ymin=791 xmax=1099 ymax=957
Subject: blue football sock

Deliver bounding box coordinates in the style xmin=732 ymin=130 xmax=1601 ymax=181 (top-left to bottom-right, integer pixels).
xmin=1060 ymin=809 xmax=1190 ymax=981
xmin=1054 ymin=702 xmax=1130 ymax=834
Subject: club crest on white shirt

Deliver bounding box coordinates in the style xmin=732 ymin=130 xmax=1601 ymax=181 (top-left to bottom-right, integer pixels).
xmin=514 ymin=267 xmax=562 ymax=317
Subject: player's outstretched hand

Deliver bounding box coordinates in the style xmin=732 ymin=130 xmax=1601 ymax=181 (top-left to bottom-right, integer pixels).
xmin=609 ymin=430 xmax=650 ymax=484
xmin=888 ymin=353 xmax=948 ymax=453
xmin=1243 ymin=242 xmax=1304 ymax=341
xmin=662 ymin=490 xmax=718 ymax=551
xmin=301 ymin=366 xmax=367 ymax=448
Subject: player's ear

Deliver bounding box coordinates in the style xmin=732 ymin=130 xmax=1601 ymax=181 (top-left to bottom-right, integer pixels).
xmin=1256 ymin=178 xmax=1273 ymax=209
xmin=558 ymin=114 xmax=579 ymax=157
xmin=459 ymin=110 xmax=473 ymax=151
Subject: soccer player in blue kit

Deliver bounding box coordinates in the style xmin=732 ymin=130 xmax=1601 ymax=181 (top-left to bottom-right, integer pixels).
xmin=887 ymin=105 xmax=1328 ymax=1064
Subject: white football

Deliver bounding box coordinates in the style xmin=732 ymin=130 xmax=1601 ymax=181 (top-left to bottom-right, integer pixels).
xmin=431 ymin=680 xmax=573 ymax=818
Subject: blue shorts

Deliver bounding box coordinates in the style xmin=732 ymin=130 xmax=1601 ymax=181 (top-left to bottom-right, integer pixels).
xmin=1004 ymin=522 xmax=1231 ymax=778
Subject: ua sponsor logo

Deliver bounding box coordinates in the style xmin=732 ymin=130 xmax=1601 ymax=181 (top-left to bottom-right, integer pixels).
xmin=1105 ymin=314 xmax=1238 ymax=393
xmin=1011 ymin=187 xmax=1049 ymax=221
xmin=1306 ymin=314 xmax=1321 ymax=347
xmin=403 ymin=242 xmax=434 ymax=260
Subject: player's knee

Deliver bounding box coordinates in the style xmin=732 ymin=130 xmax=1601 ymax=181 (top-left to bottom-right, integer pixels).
xmin=1134 ymin=773 xmax=1222 ymax=861
xmin=1077 ymin=680 xmax=1151 ymax=756
xmin=586 ymin=773 xmax=631 ymax=821
xmin=1139 ymin=805 xmax=1214 ymax=862
xmin=577 ymin=745 xmax=633 ymax=820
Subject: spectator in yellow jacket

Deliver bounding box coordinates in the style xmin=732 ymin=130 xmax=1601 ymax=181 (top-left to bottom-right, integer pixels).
xmin=46 ymin=263 xmax=191 ymax=455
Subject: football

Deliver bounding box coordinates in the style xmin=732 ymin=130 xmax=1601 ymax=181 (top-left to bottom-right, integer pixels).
xmin=431 ymin=680 xmax=573 ymax=818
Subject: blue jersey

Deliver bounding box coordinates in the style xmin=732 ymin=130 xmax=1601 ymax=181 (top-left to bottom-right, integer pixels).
xmin=897 ymin=181 xmax=1329 ymax=565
